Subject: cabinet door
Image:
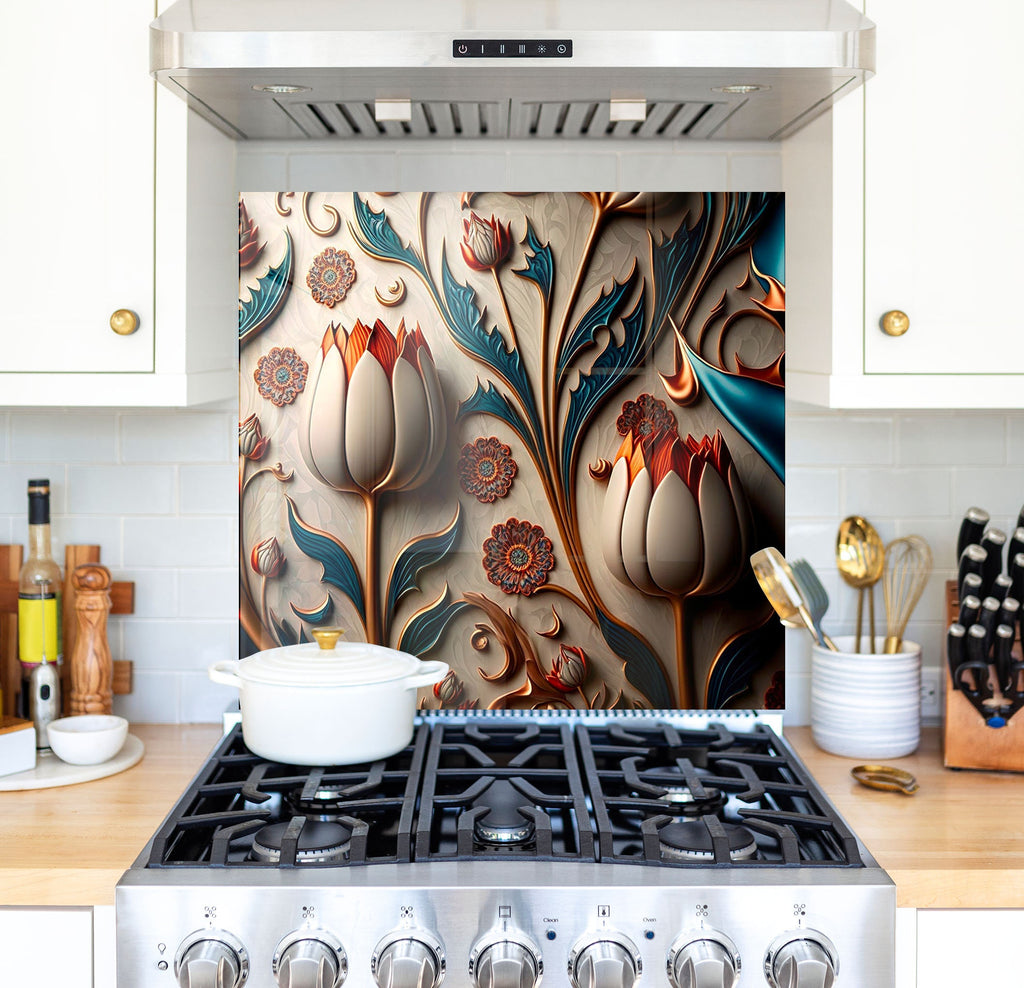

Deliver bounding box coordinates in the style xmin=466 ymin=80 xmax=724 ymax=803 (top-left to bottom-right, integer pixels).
xmin=0 ymin=0 xmax=154 ymax=374
xmin=0 ymin=907 xmax=94 ymax=987
xmin=863 ymin=0 xmax=1024 ymax=375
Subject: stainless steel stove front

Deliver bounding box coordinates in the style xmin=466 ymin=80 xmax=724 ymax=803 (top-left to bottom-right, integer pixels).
xmin=116 ymin=860 xmax=895 ymax=987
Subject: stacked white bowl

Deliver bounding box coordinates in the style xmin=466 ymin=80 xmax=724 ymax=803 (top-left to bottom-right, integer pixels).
xmin=810 ymin=635 xmax=921 ymax=758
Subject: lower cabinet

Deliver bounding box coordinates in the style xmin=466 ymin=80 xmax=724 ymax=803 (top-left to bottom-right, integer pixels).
xmin=0 ymin=906 xmax=94 ymax=987
xmin=916 ymin=910 xmax=1020 ymax=985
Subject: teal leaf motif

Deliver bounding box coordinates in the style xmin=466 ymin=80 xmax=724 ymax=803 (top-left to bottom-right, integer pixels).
xmin=513 ymin=222 xmax=553 ymax=309
xmin=398 ymin=585 xmax=470 ymax=657
xmin=556 ymin=265 xmax=640 ymax=388
xmin=440 ymin=251 xmax=544 ymax=449
xmin=595 ymin=609 xmax=673 ymax=709
xmin=561 ymin=290 xmax=651 ymax=488
xmin=289 ymin=595 xmax=334 ymax=625
xmin=285 ymin=496 xmax=366 ymax=622
xmin=270 ymin=614 xmax=299 ymax=647
xmin=239 ymin=229 xmax=293 ymax=347
xmin=713 ymin=192 xmax=781 ymax=268
xmin=349 ymin=195 xmax=425 ymax=275
xmin=385 ymin=507 xmax=462 ymax=633
xmin=457 ymin=381 xmax=539 ymax=462
xmin=705 ymin=619 xmax=783 ymax=708
xmin=649 ymin=212 xmax=707 ymax=337
xmin=685 ymin=344 xmax=785 ymax=482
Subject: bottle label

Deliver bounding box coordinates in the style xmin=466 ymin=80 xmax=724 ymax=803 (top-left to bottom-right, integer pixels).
xmin=18 ymin=594 xmax=62 ymax=666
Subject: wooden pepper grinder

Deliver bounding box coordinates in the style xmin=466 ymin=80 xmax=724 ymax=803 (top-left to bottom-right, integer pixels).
xmin=69 ymin=564 xmax=113 ymax=715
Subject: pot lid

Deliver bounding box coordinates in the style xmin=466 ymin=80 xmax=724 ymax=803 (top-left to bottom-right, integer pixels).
xmin=237 ymin=639 xmax=426 ymax=687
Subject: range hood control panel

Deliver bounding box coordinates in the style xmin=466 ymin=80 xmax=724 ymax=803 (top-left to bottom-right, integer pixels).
xmin=452 ymin=40 xmax=573 ymax=58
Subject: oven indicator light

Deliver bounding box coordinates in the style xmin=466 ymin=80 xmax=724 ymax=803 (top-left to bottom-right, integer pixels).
xmin=644 ymin=930 xmax=655 ymax=941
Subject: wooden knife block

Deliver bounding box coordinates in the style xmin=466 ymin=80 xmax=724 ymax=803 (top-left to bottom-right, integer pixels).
xmin=943 ymin=580 xmax=1024 ymax=772
xmin=0 ymin=544 xmax=134 ymax=718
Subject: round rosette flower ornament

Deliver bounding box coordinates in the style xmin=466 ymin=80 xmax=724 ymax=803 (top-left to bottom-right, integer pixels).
xmin=599 ymin=428 xmax=752 ymax=707
xmin=300 ymin=318 xmax=447 ymax=645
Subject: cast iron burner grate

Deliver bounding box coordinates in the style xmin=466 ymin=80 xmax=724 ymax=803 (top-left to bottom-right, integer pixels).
xmin=142 ymin=719 xmax=863 ymax=870
xmin=414 ymin=721 xmax=595 ymax=861
xmin=145 ymin=724 xmax=427 ymax=867
xmin=576 ymin=721 xmax=863 ymax=867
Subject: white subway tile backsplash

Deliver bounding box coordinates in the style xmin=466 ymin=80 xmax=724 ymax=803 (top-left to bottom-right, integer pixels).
xmin=42 ymin=516 xmax=124 ymax=567
xmin=787 ymin=415 xmax=893 ymax=466
xmin=0 ymin=465 xmax=67 ymax=514
xmin=728 ymin=153 xmax=783 ymax=190
xmin=122 ymin=618 xmax=236 ymax=671
xmin=398 ymin=152 xmax=508 ymax=190
xmin=784 ymin=521 xmax=839 ymax=570
xmin=236 ymin=151 xmax=290 ymax=191
xmin=950 ymin=467 xmax=1024 ymax=521
xmin=117 ymin=568 xmax=179 ymax=619
xmin=290 ymin=153 xmax=399 ymax=191
xmin=69 ymin=465 xmax=176 ymax=515
xmin=843 ymin=468 xmax=951 ymax=518
xmin=9 ymin=412 xmax=117 ymax=462
xmin=180 ymin=465 xmax=237 ymax=515
xmin=121 ymin=411 xmax=233 ymax=463
xmin=898 ymin=413 xmax=1006 ymax=466
xmin=113 ymin=670 xmax=181 ymax=724
xmin=618 ymin=152 xmax=728 ymax=190
xmin=508 ymin=151 xmax=617 ymax=190
xmin=123 ymin=517 xmax=235 ymax=568
xmin=178 ymin=569 xmax=238 ymax=620
xmin=179 ymin=671 xmax=239 ymax=724
xmin=784 ymin=468 xmax=839 ymax=517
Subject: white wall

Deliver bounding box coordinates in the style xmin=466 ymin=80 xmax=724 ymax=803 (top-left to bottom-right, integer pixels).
xmin=2 ymin=140 xmax=1020 ymax=722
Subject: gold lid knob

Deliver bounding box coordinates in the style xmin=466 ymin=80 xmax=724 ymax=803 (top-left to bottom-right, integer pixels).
xmin=880 ymin=310 xmax=910 ymax=337
xmin=311 ymin=628 xmax=344 ymax=650
xmin=110 ymin=309 xmax=140 ymax=336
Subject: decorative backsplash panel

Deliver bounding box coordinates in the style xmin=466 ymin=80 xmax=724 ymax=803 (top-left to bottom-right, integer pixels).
xmin=239 ymin=191 xmax=785 ymax=710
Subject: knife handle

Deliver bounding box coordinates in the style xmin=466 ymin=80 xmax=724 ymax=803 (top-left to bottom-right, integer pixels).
xmin=965 ymin=623 xmax=993 ymax=698
xmin=998 ymin=596 xmax=1020 ymax=632
xmin=1008 ymin=527 xmax=1024 ymax=569
xmin=978 ymin=596 xmax=1002 ymax=650
xmin=958 ymin=594 xmax=982 ymax=628
xmin=980 ymin=529 xmax=1007 ymax=589
xmin=990 ymin=574 xmax=1014 ymax=603
xmin=994 ymin=624 xmax=1016 ymax=695
xmin=1010 ymin=552 xmax=1024 ymax=605
xmin=957 ymin=506 xmax=990 ymax=562
xmin=958 ymin=544 xmax=988 ymax=599
xmin=947 ymin=623 xmax=966 ymax=689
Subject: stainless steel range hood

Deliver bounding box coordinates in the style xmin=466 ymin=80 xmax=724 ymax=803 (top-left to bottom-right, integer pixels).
xmin=151 ymin=0 xmax=874 ymax=142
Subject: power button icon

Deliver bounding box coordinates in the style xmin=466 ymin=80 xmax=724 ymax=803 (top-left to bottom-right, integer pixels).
xmin=458 ymin=44 xmax=468 ymax=54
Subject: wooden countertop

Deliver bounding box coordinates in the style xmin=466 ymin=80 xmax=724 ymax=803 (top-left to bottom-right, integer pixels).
xmin=1 ymin=725 xmax=1020 ymax=909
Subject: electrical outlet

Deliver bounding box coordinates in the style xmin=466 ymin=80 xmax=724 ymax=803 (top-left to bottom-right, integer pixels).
xmin=920 ymin=667 xmax=942 ymax=720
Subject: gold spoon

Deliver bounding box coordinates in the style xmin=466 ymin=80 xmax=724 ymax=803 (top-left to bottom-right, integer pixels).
xmin=836 ymin=516 xmax=885 ymax=653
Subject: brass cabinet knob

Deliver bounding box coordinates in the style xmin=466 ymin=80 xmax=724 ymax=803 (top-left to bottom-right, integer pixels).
xmin=880 ymin=310 xmax=910 ymax=337
xmin=109 ymin=308 xmax=140 ymax=336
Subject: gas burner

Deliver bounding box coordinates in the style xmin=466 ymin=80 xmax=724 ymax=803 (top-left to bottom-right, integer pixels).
xmin=657 ymin=821 xmax=757 ymax=863
xmin=656 ymin=785 xmax=727 ymax=818
xmin=471 ymin=780 xmax=536 ymax=845
xmin=251 ymin=820 xmax=352 ymax=864
xmin=285 ymin=785 xmax=352 ymax=820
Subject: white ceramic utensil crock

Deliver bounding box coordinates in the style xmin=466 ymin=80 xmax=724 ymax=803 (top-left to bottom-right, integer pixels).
xmin=209 ymin=634 xmax=447 ymax=765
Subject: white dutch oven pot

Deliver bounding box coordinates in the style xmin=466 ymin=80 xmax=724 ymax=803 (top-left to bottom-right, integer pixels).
xmin=209 ymin=630 xmax=448 ymax=765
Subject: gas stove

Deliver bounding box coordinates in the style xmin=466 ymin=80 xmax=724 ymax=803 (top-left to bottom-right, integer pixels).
xmin=116 ymin=712 xmax=895 ymax=988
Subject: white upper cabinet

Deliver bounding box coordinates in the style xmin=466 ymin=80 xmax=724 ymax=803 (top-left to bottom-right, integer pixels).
xmin=0 ymin=0 xmax=236 ymax=406
xmin=785 ymin=0 xmax=1024 ymax=407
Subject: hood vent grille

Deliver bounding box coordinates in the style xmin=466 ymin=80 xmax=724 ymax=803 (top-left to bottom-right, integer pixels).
xmin=280 ymin=98 xmax=735 ymax=140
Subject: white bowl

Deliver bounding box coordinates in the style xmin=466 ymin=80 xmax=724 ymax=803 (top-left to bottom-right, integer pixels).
xmin=47 ymin=715 xmax=128 ymax=765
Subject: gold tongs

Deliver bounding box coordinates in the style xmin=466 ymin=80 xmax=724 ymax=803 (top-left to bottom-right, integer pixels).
xmin=850 ymin=764 xmax=919 ymax=795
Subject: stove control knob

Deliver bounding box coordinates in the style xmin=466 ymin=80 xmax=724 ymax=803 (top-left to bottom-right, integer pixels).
xmin=568 ymin=934 xmax=641 ymax=988
xmin=274 ymin=931 xmax=347 ymax=988
xmin=764 ymin=931 xmax=838 ymax=988
xmin=174 ymin=930 xmax=249 ymax=988
xmin=470 ymin=934 xmax=543 ymax=988
xmin=668 ymin=932 xmax=740 ymax=988
xmin=372 ymin=931 xmax=445 ymax=988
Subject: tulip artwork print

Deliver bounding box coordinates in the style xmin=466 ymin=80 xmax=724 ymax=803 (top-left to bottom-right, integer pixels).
xmin=238 ymin=190 xmax=785 ymax=710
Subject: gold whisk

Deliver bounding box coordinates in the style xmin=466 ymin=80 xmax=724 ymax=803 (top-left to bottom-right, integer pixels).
xmin=882 ymin=535 xmax=933 ymax=654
